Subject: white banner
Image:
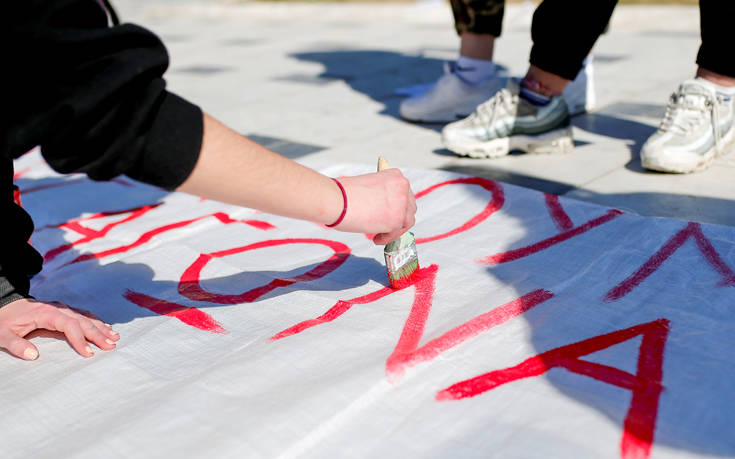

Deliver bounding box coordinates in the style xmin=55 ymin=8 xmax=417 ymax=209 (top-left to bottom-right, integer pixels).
xmin=5 ymin=150 xmax=735 ymax=459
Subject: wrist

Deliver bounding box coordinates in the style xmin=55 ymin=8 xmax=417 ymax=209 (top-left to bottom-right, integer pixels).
xmin=326 ymin=178 xmax=347 ymax=228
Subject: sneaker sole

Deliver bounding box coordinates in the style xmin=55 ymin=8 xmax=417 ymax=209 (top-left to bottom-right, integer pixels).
xmin=642 ymin=127 xmax=735 ymax=173
xmin=444 ymin=126 xmax=574 ymax=158
xmin=400 ymin=111 xmax=472 ymax=124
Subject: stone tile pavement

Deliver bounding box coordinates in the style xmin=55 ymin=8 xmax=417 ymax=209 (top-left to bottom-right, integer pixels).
xmin=115 ymin=0 xmax=735 ymax=226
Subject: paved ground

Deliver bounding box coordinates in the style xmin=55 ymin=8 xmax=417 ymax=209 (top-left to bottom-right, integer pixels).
xmin=115 ymin=0 xmax=734 ymax=227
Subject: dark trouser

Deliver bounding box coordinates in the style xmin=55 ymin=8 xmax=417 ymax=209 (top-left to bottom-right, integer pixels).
xmin=451 ymin=0 xmax=733 ymax=82
xmin=450 ymin=0 xmax=504 ymax=37
xmin=529 ymin=0 xmax=617 ymax=80
xmin=697 ymin=0 xmax=735 ymax=78
xmin=450 ymin=0 xmax=616 ymax=80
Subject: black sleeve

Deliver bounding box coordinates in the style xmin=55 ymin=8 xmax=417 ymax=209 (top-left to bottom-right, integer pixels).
xmin=0 ymin=161 xmax=42 ymax=306
xmin=4 ymin=0 xmax=203 ymax=191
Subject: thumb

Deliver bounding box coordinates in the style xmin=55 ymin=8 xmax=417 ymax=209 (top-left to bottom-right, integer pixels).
xmin=0 ymin=327 xmax=39 ymax=360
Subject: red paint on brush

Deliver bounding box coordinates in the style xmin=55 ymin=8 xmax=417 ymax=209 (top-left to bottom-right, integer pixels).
xmin=270 ymin=264 xmax=439 ymax=340
xmin=436 ymin=319 xmax=670 ymax=459
xmin=388 ymin=265 xmax=421 ymax=290
xmin=386 ymin=289 xmax=553 ymax=381
xmin=479 ymin=209 xmax=623 ymax=265
xmin=544 ymin=193 xmax=574 ymax=231
xmin=605 ymin=222 xmax=735 ymax=301
xmin=123 ymin=290 xmax=227 ymax=334
xmin=179 ymin=238 xmax=351 ymax=304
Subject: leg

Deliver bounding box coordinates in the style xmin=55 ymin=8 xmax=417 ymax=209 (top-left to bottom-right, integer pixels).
xmin=442 ymin=0 xmax=616 ymax=158
xmin=399 ymin=0 xmax=505 ymax=123
xmin=641 ymin=0 xmax=735 ymax=173
xmin=459 ymin=32 xmax=495 ymax=62
xmin=527 ymin=0 xmax=618 ymax=90
xmin=696 ymin=0 xmax=735 ymax=84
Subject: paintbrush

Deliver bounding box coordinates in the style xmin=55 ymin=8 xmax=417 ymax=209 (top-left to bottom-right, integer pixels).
xmin=378 ymin=157 xmax=420 ymax=289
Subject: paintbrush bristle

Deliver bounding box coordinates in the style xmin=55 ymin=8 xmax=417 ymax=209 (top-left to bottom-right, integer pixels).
xmin=387 ymin=258 xmax=419 ymax=289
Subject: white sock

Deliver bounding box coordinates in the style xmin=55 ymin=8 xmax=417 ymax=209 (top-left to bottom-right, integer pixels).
xmin=696 ymin=77 xmax=735 ymax=102
xmin=455 ymin=56 xmax=496 ymax=84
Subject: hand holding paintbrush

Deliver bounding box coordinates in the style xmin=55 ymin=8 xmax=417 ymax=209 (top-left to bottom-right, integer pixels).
xmin=323 ymin=162 xmax=416 ymax=245
xmin=378 ymin=157 xmax=420 ymax=288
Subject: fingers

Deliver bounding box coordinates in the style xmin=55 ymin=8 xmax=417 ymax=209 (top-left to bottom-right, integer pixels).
xmin=0 ymin=327 xmax=39 ymax=360
xmin=35 ymin=304 xmax=117 ymax=357
xmin=57 ymin=306 xmax=120 ymax=343
xmin=373 ymin=229 xmax=405 ymax=246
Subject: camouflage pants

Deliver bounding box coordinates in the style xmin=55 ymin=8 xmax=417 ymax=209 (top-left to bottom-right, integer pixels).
xmin=450 ymin=0 xmax=505 ymax=37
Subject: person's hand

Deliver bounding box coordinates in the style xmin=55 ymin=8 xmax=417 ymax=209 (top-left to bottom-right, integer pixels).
xmin=335 ymin=168 xmax=417 ymax=245
xmin=0 ymin=298 xmax=119 ymax=360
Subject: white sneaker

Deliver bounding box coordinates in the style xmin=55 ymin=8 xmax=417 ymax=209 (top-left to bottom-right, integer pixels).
xmin=441 ymin=80 xmax=574 ymax=158
xmin=641 ymin=79 xmax=735 ymax=173
xmin=399 ymin=62 xmax=504 ymax=123
xmin=563 ymin=56 xmax=596 ymax=116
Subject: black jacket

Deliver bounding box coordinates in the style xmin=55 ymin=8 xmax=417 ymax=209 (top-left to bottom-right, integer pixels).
xmin=1 ymin=0 xmax=203 ymax=305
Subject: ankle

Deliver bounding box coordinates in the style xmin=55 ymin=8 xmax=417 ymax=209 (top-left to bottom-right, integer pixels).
xmin=455 ymin=56 xmax=497 ymax=84
xmin=524 ymin=65 xmax=569 ymax=95
xmin=696 ymin=67 xmax=735 ymax=88
xmin=519 ymin=78 xmax=553 ymax=106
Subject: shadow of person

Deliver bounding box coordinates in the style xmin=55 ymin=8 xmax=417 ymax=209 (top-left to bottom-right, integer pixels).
xmin=479 ymin=189 xmax=735 ymax=457
xmin=17 ymin=172 xmax=388 ymax=333
xmin=32 ymin=253 xmax=388 ymax=329
xmin=288 ymin=48 xmax=504 ymax=131
xmin=572 ymin=111 xmax=658 ymax=172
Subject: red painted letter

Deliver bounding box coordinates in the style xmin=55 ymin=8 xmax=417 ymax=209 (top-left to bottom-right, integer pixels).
xmin=179 ymin=238 xmax=351 ymax=304
xmin=605 ymin=222 xmax=735 ymax=301
xmin=437 ymin=319 xmax=670 ymax=459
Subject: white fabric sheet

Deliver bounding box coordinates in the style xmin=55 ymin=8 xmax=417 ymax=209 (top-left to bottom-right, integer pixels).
xmin=5 ymin=151 xmax=735 ymax=459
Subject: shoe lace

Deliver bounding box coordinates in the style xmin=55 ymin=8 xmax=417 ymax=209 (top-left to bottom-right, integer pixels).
xmin=659 ymin=90 xmax=722 ymax=154
xmin=468 ymin=88 xmax=517 ymax=126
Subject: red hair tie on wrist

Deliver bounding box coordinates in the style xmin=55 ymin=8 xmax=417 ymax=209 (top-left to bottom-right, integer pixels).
xmin=326 ymin=178 xmax=347 ymax=228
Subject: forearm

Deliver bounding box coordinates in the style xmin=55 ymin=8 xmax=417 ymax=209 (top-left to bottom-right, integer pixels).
xmin=177 ymin=114 xmax=344 ymax=225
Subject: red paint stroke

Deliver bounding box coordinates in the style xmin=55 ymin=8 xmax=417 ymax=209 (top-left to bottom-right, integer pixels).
xmin=13 ymin=167 xmax=31 ymax=180
xmin=13 ymin=185 xmax=31 ymax=244
xmin=544 ymin=193 xmax=574 ymax=232
xmin=179 ymin=238 xmax=351 ymax=305
xmin=363 ymin=177 xmax=505 ymax=243
xmin=270 ymin=264 xmax=438 ymax=341
xmin=243 ymin=219 xmax=277 ymax=231
xmin=386 ymin=288 xmax=553 ymax=381
xmin=415 ymin=177 xmax=505 ymax=244
xmin=44 ymin=204 xmax=162 ymax=262
xmin=66 ymin=212 xmax=274 ymax=265
xmin=110 ymin=178 xmax=133 ymax=187
xmin=606 ymin=222 xmax=735 ymax=301
xmin=271 ymin=264 xmax=552 ymax=383
xmin=436 ymin=319 xmax=670 ymax=459
xmin=21 ymin=177 xmax=89 ymax=194
xmin=21 ymin=176 xmax=131 ymax=195
xmin=123 ymin=290 xmax=227 ymax=334
xmin=12 ymin=186 xmax=23 ymax=208
xmin=479 ymin=209 xmax=623 ymax=265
